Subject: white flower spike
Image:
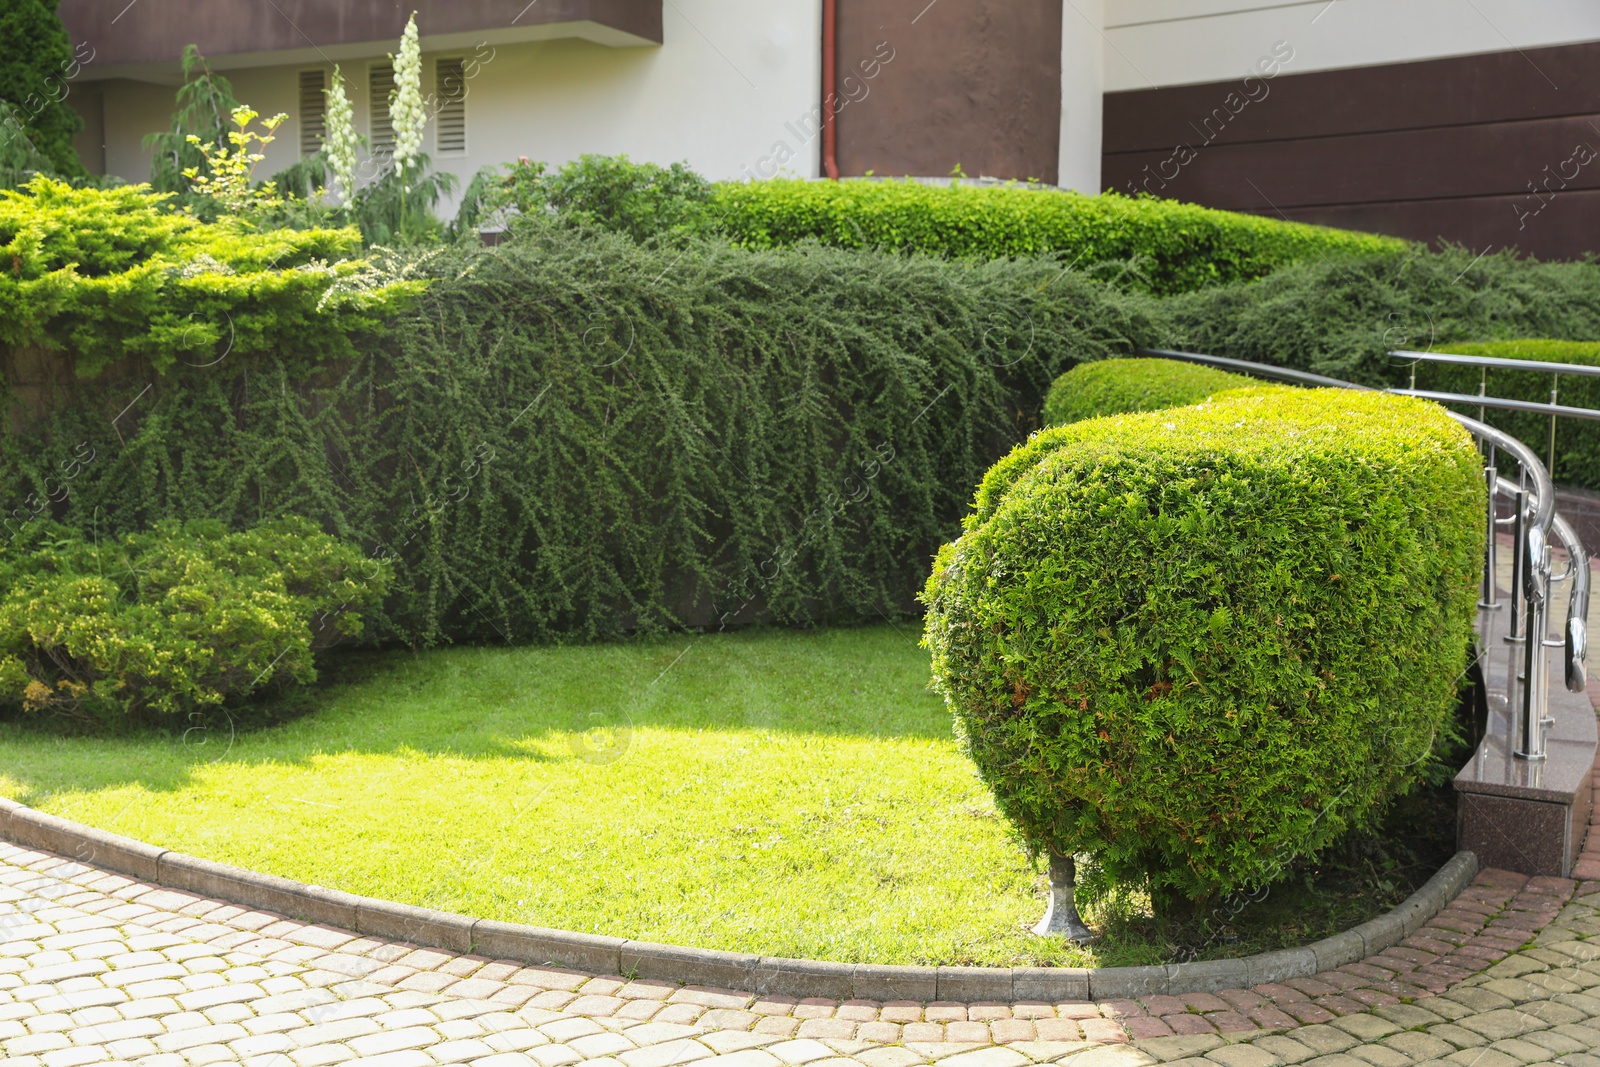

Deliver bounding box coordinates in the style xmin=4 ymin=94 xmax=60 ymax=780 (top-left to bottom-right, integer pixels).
xmin=389 ymin=12 xmax=426 ymax=176
xmin=322 ymin=65 xmax=358 ymax=203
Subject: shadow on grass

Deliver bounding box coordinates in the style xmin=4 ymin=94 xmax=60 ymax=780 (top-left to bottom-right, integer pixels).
xmin=0 ymin=623 xmax=947 ymax=802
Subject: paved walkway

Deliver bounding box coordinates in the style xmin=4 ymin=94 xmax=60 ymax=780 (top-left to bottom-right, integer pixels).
xmin=3 ymin=842 xmax=1600 ymax=1067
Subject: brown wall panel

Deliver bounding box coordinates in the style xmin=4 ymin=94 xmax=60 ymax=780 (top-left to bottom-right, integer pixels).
xmin=1104 ymin=39 xmax=1600 ymax=154
xmin=1104 ymin=115 xmax=1600 ymax=210
xmin=1101 ymin=40 xmax=1600 ymax=261
xmin=834 ymin=0 xmax=1061 ymax=183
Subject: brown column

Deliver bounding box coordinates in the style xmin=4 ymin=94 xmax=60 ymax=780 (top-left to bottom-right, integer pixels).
xmin=832 ymin=0 xmax=1063 ymax=183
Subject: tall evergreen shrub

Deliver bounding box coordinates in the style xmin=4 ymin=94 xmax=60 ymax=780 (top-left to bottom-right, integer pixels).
xmin=0 ymin=0 xmax=85 ymax=179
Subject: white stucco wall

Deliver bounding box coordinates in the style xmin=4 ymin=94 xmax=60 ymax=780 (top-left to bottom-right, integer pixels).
xmin=1058 ymin=0 xmax=1105 ymax=193
xmin=1103 ymin=0 xmax=1600 ymax=91
xmin=67 ymin=1 xmax=1600 ymax=206
xmin=88 ymin=0 xmax=823 ymax=208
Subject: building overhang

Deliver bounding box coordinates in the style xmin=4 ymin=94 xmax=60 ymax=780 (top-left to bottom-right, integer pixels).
xmin=60 ymin=0 xmax=662 ymax=83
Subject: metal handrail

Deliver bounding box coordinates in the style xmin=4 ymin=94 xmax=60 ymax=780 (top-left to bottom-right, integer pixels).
xmin=1389 ymin=389 xmax=1600 ymax=423
xmin=1553 ymin=512 xmax=1590 ymax=693
xmin=1134 ymin=346 xmax=1590 ymax=760
xmin=1386 ymin=348 xmax=1600 ymax=472
xmin=1468 ymin=417 xmax=1556 ymax=535
xmin=1390 ymin=349 xmax=1600 ymax=379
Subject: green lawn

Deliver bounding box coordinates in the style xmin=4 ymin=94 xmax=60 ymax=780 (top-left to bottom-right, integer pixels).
xmin=0 ymin=625 xmax=1136 ymax=968
xmin=0 ymin=624 xmax=1445 ymax=967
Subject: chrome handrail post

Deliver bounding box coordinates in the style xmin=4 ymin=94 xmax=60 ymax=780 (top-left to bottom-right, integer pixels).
xmin=1549 ymin=373 xmax=1560 ymax=476
xmin=1517 ymin=525 xmax=1549 ymax=761
xmin=1507 ymin=480 xmax=1527 ymax=644
xmin=1480 ymin=445 xmax=1499 ymax=609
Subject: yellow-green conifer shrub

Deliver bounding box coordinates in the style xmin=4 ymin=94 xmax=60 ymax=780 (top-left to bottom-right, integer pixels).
xmin=0 ymin=517 xmax=387 ymax=724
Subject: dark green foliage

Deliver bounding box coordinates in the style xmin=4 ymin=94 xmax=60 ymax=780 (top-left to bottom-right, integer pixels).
xmin=1165 ymin=248 xmax=1600 ymax=385
xmin=144 ymin=46 xmax=240 ymax=196
xmin=712 ymin=179 xmax=1405 ymax=295
xmin=1042 ymin=357 xmax=1255 ymax=427
xmin=922 ymin=388 xmax=1484 ymax=907
xmin=269 ymin=151 xmax=327 ymax=202
xmin=0 ymin=100 xmax=59 ymax=188
xmin=348 ymin=153 xmax=460 ymax=245
xmin=0 ymin=0 xmax=84 ymax=179
xmin=0 ymin=517 xmax=385 ymax=724
xmin=457 ymin=154 xmax=714 ymax=243
xmin=1 ymin=228 xmax=1165 ymax=646
xmin=1407 ymin=339 xmax=1600 ymax=491
xmin=540 ymin=155 xmax=713 ymax=241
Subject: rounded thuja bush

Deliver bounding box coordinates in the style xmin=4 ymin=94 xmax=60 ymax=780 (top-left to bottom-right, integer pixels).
xmin=1041 ymin=357 xmax=1258 ymax=427
xmin=922 ymin=387 xmax=1484 ymax=915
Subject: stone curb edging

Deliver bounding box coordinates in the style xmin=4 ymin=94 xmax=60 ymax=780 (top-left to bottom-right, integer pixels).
xmin=0 ymin=794 xmax=1479 ymax=1003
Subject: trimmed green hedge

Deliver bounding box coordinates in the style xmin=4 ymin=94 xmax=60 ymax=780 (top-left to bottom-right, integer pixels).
xmin=1 ymin=226 xmax=1164 ymax=646
xmin=1042 ymin=357 xmax=1255 ymax=427
xmin=713 ymin=180 xmax=1406 ymax=295
xmin=1410 ymin=340 xmax=1600 ymax=492
xmin=922 ymin=387 xmax=1483 ymax=910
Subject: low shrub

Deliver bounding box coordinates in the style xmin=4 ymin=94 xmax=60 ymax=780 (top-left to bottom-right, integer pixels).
xmin=0 ymin=517 xmax=386 ymax=724
xmin=1 ymin=227 xmax=1165 ymax=645
xmin=922 ymin=387 xmax=1483 ymax=912
xmin=712 ymin=179 xmax=1406 ymax=295
xmin=1166 ymin=247 xmax=1600 ymax=386
xmin=458 ymin=154 xmax=715 ymax=244
xmin=0 ymin=176 xmax=424 ymax=376
xmin=1042 ymin=357 xmax=1255 ymax=426
xmin=1407 ymin=340 xmax=1600 ymax=491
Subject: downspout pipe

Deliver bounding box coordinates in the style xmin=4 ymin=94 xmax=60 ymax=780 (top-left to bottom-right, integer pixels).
xmin=821 ymin=0 xmax=839 ymax=179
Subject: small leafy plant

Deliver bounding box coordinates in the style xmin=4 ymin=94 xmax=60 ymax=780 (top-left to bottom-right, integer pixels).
xmin=183 ymin=105 xmax=288 ymax=220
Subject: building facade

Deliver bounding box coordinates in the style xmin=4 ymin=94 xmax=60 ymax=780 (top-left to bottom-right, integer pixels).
xmin=57 ymin=0 xmax=1600 ymax=257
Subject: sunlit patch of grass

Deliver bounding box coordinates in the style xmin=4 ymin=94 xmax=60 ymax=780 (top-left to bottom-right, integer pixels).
xmin=0 ymin=625 xmax=1450 ymax=967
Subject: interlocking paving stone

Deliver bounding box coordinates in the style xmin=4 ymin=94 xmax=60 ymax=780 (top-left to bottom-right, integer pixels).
xmin=0 ymin=819 xmax=1598 ymax=1067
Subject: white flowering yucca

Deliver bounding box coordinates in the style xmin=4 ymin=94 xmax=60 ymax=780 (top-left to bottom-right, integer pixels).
xmin=389 ymin=12 xmax=425 ymax=175
xmin=323 ymin=65 xmax=358 ymax=203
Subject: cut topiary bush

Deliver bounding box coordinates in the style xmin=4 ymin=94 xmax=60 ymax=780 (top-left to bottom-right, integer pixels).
xmin=922 ymin=387 xmax=1484 ymax=913
xmin=1041 ymin=357 xmax=1256 ymax=427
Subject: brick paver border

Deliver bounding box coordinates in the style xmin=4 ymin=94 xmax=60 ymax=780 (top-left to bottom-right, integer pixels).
xmin=0 ymin=792 xmax=1486 ymax=1004
xmin=0 ymin=841 xmax=1594 ymax=1051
